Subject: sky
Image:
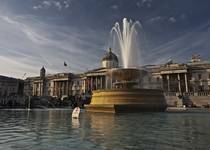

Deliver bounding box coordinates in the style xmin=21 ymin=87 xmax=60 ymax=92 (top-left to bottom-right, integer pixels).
xmin=1 ymin=0 xmax=210 ymax=78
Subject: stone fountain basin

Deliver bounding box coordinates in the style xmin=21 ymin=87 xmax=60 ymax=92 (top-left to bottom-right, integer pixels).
xmin=108 ymin=68 xmax=147 ymax=81
xmin=86 ymin=89 xmax=167 ymax=113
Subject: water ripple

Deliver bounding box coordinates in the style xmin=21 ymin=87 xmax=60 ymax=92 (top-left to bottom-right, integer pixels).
xmin=0 ymin=110 xmax=210 ymax=150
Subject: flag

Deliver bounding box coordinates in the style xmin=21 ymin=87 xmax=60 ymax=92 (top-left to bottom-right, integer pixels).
xmin=64 ymin=61 xmax=67 ymax=67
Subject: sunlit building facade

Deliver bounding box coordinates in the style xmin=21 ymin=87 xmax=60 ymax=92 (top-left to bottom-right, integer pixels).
xmin=24 ymin=51 xmax=210 ymax=100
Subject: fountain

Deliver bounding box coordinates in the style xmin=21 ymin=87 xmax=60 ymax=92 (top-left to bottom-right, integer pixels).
xmin=86 ymin=18 xmax=166 ymax=113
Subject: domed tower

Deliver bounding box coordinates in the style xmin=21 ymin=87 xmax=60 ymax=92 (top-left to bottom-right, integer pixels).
xmin=101 ymin=48 xmax=119 ymax=68
xmin=40 ymin=66 xmax=46 ymax=79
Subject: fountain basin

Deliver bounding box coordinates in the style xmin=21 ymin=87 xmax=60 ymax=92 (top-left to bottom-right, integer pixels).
xmin=86 ymin=89 xmax=167 ymax=113
xmin=109 ymin=68 xmax=146 ymax=81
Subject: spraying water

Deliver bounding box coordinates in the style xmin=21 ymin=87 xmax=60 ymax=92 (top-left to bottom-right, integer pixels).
xmin=110 ymin=18 xmax=142 ymax=68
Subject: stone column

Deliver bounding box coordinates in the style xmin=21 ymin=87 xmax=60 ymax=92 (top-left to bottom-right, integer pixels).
xmin=58 ymin=82 xmax=60 ymax=97
xmin=64 ymin=81 xmax=67 ymax=95
xmin=177 ymin=73 xmax=181 ymax=93
xmin=62 ymin=82 xmax=64 ymax=96
xmin=105 ymin=76 xmax=108 ymax=89
xmin=83 ymin=79 xmax=86 ymax=93
xmin=95 ymin=76 xmax=98 ymax=90
xmin=100 ymin=76 xmax=103 ymax=89
xmin=54 ymin=82 xmax=56 ymax=96
xmin=56 ymin=82 xmax=58 ymax=97
xmin=167 ymin=75 xmax=170 ymax=92
xmin=111 ymin=74 xmax=113 ymax=89
xmin=40 ymin=82 xmax=42 ymax=96
xmin=67 ymin=81 xmax=69 ymax=96
xmin=86 ymin=78 xmax=89 ymax=92
xmin=90 ymin=77 xmax=93 ymax=91
xmin=87 ymin=78 xmax=89 ymax=92
xmin=32 ymin=84 xmax=35 ymax=96
xmin=55 ymin=82 xmax=58 ymax=97
xmin=184 ymin=73 xmax=189 ymax=92
xmin=52 ymin=82 xmax=54 ymax=96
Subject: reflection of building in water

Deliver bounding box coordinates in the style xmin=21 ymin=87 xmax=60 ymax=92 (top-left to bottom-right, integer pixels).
xmin=87 ymin=113 xmax=116 ymax=148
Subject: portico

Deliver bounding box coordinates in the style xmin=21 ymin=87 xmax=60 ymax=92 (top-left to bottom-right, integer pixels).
xmin=160 ymin=64 xmax=189 ymax=93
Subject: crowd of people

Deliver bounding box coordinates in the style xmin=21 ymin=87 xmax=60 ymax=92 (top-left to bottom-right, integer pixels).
xmin=69 ymin=93 xmax=91 ymax=109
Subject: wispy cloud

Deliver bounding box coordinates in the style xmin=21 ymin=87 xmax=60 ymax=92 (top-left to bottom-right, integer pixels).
xmin=33 ymin=0 xmax=71 ymax=10
xmin=110 ymin=5 xmax=119 ymax=10
xmin=168 ymin=17 xmax=176 ymax=23
xmin=142 ymin=22 xmax=210 ymax=65
xmin=147 ymin=16 xmax=165 ymax=23
xmin=0 ymin=12 xmax=104 ymax=78
xmin=147 ymin=16 xmax=177 ymax=24
xmin=137 ymin=0 xmax=153 ymax=8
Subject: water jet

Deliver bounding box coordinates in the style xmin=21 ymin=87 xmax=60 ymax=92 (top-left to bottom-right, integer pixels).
xmin=86 ymin=18 xmax=166 ymax=113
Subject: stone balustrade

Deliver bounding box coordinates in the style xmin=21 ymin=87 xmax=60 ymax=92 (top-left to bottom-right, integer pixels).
xmin=164 ymin=91 xmax=210 ymax=97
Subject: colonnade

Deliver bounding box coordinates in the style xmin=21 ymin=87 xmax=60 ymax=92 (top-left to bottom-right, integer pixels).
xmin=85 ymin=75 xmax=106 ymax=92
xmin=165 ymin=73 xmax=188 ymax=93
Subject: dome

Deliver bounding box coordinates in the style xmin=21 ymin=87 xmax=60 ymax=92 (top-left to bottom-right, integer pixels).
xmin=102 ymin=48 xmax=118 ymax=62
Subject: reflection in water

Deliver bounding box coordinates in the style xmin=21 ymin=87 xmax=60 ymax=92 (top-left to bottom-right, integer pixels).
xmin=0 ymin=110 xmax=210 ymax=150
xmin=72 ymin=118 xmax=80 ymax=129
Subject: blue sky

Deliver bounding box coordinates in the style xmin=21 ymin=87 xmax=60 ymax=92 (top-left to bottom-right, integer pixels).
xmin=1 ymin=0 xmax=210 ymax=78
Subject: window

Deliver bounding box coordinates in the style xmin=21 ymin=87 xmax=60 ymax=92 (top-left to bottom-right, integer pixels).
xmin=148 ymin=77 xmax=151 ymax=82
xmin=198 ymin=74 xmax=202 ymax=80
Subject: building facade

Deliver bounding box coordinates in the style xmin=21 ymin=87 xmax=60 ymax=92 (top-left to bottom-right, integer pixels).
xmin=0 ymin=76 xmax=24 ymax=107
xmin=24 ymin=51 xmax=210 ymax=100
xmin=25 ymin=67 xmax=75 ymax=99
xmin=146 ymin=56 xmax=210 ymax=93
xmin=0 ymin=75 xmax=24 ymax=98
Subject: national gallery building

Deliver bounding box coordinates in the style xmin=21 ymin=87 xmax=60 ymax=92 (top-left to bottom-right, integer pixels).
xmin=24 ymin=50 xmax=210 ymax=99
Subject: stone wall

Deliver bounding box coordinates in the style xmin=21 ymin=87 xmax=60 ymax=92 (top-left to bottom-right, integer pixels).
xmin=190 ymin=96 xmax=210 ymax=106
xmin=165 ymin=92 xmax=210 ymax=107
xmin=165 ymin=96 xmax=180 ymax=107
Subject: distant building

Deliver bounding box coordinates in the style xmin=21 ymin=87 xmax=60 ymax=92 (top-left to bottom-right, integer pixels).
xmin=25 ymin=67 xmax=75 ymax=99
xmin=80 ymin=48 xmax=119 ymax=93
xmin=25 ymin=50 xmax=210 ymax=101
xmin=0 ymin=76 xmax=24 ymax=107
xmin=0 ymin=75 xmax=24 ymax=98
xmin=24 ymin=48 xmax=119 ymax=98
xmin=101 ymin=48 xmax=119 ymax=68
xmin=146 ymin=55 xmax=210 ymax=93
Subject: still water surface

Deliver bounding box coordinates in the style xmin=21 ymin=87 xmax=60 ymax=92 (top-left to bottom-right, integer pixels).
xmin=0 ymin=109 xmax=210 ymax=150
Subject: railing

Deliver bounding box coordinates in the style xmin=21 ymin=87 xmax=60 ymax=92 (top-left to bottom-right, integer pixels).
xmin=164 ymin=91 xmax=210 ymax=97
xmin=183 ymin=92 xmax=195 ymax=96
xmin=164 ymin=92 xmax=177 ymax=96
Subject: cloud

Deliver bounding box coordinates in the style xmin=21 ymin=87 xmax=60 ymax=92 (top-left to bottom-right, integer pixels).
xmin=110 ymin=5 xmax=119 ymax=10
xmin=0 ymin=13 xmax=104 ymax=78
xmin=33 ymin=0 xmax=71 ymax=10
xmin=142 ymin=22 xmax=210 ymax=65
xmin=180 ymin=14 xmax=187 ymax=20
xmin=137 ymin=0 xmax=153 ymax=8
xmin=147 ymin=16 xmax=177 ymax=24
xmin=147 ymin=16 xmax=165 ymax=23
xmin=64 ymin=0 xmax=71 ymax=8
xmin=168 ymin=17 xmax=176 ymax=23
